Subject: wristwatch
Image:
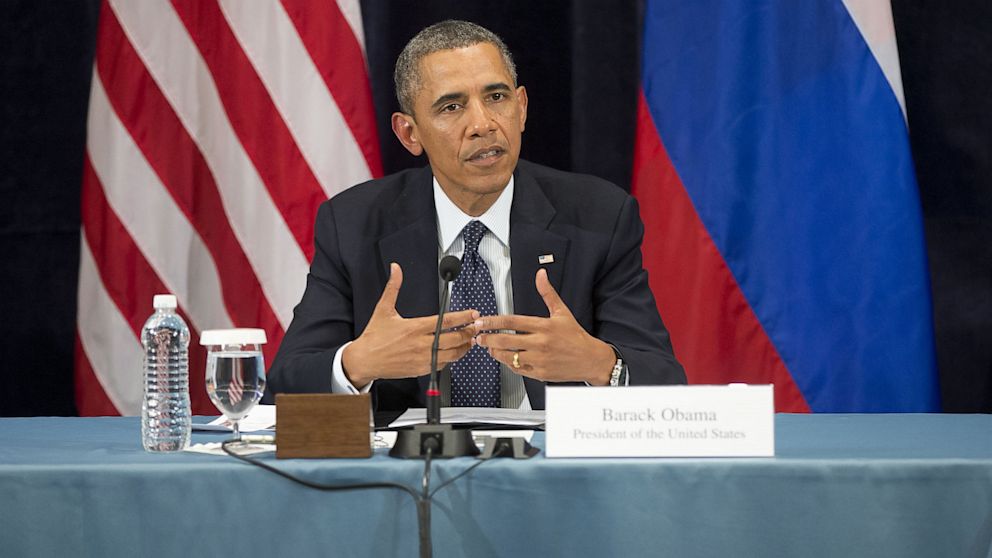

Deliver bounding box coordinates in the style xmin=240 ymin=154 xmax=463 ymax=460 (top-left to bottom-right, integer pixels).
xmin=608 ymin=346 xmax=627 ymax=387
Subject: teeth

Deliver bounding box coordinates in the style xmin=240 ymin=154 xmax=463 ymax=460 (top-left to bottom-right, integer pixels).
xmin=474 ymin=149 xmax=499 ymax=160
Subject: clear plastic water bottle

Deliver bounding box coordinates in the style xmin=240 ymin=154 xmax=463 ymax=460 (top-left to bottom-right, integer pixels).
xmin=141 ymin=294 xmax=192 ymax=452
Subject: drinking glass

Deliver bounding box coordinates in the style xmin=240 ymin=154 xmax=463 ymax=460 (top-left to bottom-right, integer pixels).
xmin=200 ymin=329 xmax=267 ymax=441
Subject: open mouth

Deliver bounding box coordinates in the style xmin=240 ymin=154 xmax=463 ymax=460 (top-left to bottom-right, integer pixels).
xmin=467 ymin=146 xmax=505 ymax=164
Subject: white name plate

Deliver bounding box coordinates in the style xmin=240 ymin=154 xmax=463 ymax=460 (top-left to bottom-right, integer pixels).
xmin=545 ymin=385 xmax=774 ymax=457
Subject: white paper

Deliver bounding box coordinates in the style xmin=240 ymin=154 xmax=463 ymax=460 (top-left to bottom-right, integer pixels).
xmin=185 ymin=442 xmax=276 ymax=456
xmin=372 ymin=431 xmax=398 ymax=449
xmin=186 ymin=431 xmax=532 ymax=454
xmin=388 ymin=407 xmax=545 ymax=428
xmin=192 ymin=432 xmax=393 ymax=454
xmin=201 ymin=404 xmax=276 ymax=432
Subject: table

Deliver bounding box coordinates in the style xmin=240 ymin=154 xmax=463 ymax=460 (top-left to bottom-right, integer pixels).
xmin=1 ymin=414 xmax=990 ymax=557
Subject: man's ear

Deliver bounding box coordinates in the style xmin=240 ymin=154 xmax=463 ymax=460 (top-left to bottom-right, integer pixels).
xmin=516 ymin=85 xmax=528 ymax=133
xmin=391 ymin=112 xmax=423 ymax=156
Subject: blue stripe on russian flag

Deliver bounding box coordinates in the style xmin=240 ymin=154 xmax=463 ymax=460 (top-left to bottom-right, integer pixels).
xmin=641 ymin=0 xmax=939 ymax=411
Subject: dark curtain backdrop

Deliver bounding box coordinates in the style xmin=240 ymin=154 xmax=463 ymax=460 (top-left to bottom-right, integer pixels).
xmin=0 ymin=1 xmax=988 ymax=416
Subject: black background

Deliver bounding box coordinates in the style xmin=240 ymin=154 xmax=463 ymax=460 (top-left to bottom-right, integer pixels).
xmin=0 ymin=1 xmax=988 ymax=416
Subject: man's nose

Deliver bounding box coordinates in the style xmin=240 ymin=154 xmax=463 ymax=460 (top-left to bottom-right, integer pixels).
xmin=466 ymin=101 xmax=497 ymax=136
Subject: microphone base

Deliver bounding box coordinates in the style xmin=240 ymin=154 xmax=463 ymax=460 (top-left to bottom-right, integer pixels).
xmin=389 ymin=424 xmax=480 ymax=459
xmin=476 ymin=435 xmax=539 ymax=459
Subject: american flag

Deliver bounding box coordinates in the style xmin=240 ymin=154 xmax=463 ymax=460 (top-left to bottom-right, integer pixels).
xmin=228 ymin=365 xmax=244 ymax=407
xmin=75 ymin=0 xmax=382 ymax=416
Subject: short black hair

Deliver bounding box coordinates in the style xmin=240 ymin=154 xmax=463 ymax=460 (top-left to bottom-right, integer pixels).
xmin=394 ymin=20 xmax=517 ymax=115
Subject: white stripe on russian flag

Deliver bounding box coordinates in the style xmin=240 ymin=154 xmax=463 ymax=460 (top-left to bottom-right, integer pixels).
xmin=842 ymin=0 xmax=907 ymax=119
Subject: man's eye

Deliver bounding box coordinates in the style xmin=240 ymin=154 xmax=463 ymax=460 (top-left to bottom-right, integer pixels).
xmin=490 ymin=92 xmax=505 ymax=101
xmin=442 ymin=104 xmax=460 ymax=112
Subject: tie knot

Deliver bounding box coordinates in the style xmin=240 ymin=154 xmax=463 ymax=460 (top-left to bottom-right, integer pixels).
xmin=461 ymin=220 xmax=488 ymax=253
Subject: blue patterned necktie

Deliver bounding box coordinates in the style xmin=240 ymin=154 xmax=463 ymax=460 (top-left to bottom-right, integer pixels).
xmin=449 ymin=220 xmax=501 ymax=407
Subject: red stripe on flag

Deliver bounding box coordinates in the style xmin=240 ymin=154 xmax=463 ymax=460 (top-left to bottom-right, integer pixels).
xmin=632 ymin=91 xmax=810 ymax=413
xmin=80 ymin=158 xmax=214 ymax=415
xmin=171 ymin=0 xmax=327 ymax=260
xmin=281 ymin=0 xmax=383 ymax=178
xmin=94 ymin=6 xmax=284 ymax=357
xmin=75 ymin=333 xmax=121 ymax=416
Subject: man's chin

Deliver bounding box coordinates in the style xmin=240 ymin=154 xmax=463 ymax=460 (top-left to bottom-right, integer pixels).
xmin=466 ymin=160 xmax=515 ymax=187
xmin=467 ymin=174 xmax=513 ymax=195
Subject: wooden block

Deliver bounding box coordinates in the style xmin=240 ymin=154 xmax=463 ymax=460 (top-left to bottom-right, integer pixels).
xmin=275 ymin=393 xmax=372 ymax=459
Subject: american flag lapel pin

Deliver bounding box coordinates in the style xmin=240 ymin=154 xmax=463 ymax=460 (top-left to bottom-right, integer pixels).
xmin=538 ymin=254 xmax=554 ymax=264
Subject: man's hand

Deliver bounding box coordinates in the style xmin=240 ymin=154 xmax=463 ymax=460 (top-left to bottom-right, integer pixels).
xmin=474 ymin=268 xmax=616 ymax=385
xmin=342 ymin=263 xmax=478 ymax=389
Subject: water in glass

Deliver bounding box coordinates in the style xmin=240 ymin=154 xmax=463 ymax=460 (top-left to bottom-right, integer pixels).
xmin=206 ymin=350 xmax=265 ymax=438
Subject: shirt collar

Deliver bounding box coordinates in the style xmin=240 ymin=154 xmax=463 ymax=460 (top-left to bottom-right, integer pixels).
xmin=433 ymin=175 xmax=513 ymax=251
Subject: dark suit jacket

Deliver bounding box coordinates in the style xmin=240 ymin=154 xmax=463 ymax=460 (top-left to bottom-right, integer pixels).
xmin=267 ymin=159 xmax=685 ymax=411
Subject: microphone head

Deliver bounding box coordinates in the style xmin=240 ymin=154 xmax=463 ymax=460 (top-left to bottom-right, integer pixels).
xmin=438 ymin=255 xmax=461 ymax=282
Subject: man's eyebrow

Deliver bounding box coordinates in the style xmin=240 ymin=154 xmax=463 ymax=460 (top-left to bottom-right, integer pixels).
xmin=429 ymin=83 xmax=513 ymax=111
xmin=483 ymin=82 xmax=512 ymax=93
xmin=430 ymin=92 xmax=466 ymax=110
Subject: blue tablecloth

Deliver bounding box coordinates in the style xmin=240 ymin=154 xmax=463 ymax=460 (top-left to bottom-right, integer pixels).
xmin=1 ymin=414 xmax=990 ymax=557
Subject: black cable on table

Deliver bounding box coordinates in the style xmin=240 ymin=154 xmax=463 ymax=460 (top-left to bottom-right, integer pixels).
xmin=219 ymin=437 xmax=505 ymax=558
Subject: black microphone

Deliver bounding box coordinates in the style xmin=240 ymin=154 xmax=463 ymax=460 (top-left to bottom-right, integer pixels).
xmin=438 ymin=255 xmax=461 ymax=283
xmin=391 ymin=255 xmax=477 ymax=459
xmin=427 ymin=255 xmax=461 ymax=425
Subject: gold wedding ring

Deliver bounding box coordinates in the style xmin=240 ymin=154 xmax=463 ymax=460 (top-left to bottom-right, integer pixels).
xmin=512 ymin=352 xmax=521 ymax=369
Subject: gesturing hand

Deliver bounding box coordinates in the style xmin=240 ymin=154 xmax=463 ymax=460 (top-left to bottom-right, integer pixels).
xmin=342 ymin=263 xmax=478 ymax=389
xmin=474 ymin=268 xmax=616 ymax=385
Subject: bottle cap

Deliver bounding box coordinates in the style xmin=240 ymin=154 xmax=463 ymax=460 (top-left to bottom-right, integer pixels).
xmin=199 ymin=328 xmax=267 ymax=346
xmin=153 ymin=294 xmax=178 ymax=309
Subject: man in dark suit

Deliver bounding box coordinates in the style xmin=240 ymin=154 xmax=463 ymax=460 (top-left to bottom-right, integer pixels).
xmin=267 ymin=20 xmax=684 ymax=412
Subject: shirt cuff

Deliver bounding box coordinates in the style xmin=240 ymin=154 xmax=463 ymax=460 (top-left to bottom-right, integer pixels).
xmin=331 ymin=341 xmax=373 ymax=394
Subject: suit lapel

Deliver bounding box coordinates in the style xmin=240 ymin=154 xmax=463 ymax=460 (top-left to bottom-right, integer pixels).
xmin=377 ymin=166 xmax=439 ymax=320
xmin=377 ymin=167 xmax=439 ymax=403
xmin=510 ymin=165 xmax=569 ymax=409
xmin=510 ymin=168 xmax=568 ymax=316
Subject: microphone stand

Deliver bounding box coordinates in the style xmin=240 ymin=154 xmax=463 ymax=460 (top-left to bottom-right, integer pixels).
xmin=391 ymin=256 xmax=479 ymax=459
xmin=424 ymin=274 xmax=449 ymax=425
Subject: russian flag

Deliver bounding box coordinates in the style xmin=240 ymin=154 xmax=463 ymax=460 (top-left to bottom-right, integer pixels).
xmin=633 ymin=0 xmax=940 ymax=412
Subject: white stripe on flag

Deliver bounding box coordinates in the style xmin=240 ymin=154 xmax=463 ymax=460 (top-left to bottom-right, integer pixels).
xmin=77 ymin=235 xmax=144 ymax=415
xmin=218 ymin=0 xmax=373 ymax=198
xmin=842 ymin=0 xmax=908 ymax=120
xmin=108 ymin=0 xmax=307 ymax=329
xmin=86 ymin=71 xmax=234 ymax=335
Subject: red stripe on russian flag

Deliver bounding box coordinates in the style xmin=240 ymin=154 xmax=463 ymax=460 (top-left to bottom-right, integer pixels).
xmin=632 ymin=91 xmax=810 ymax=412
